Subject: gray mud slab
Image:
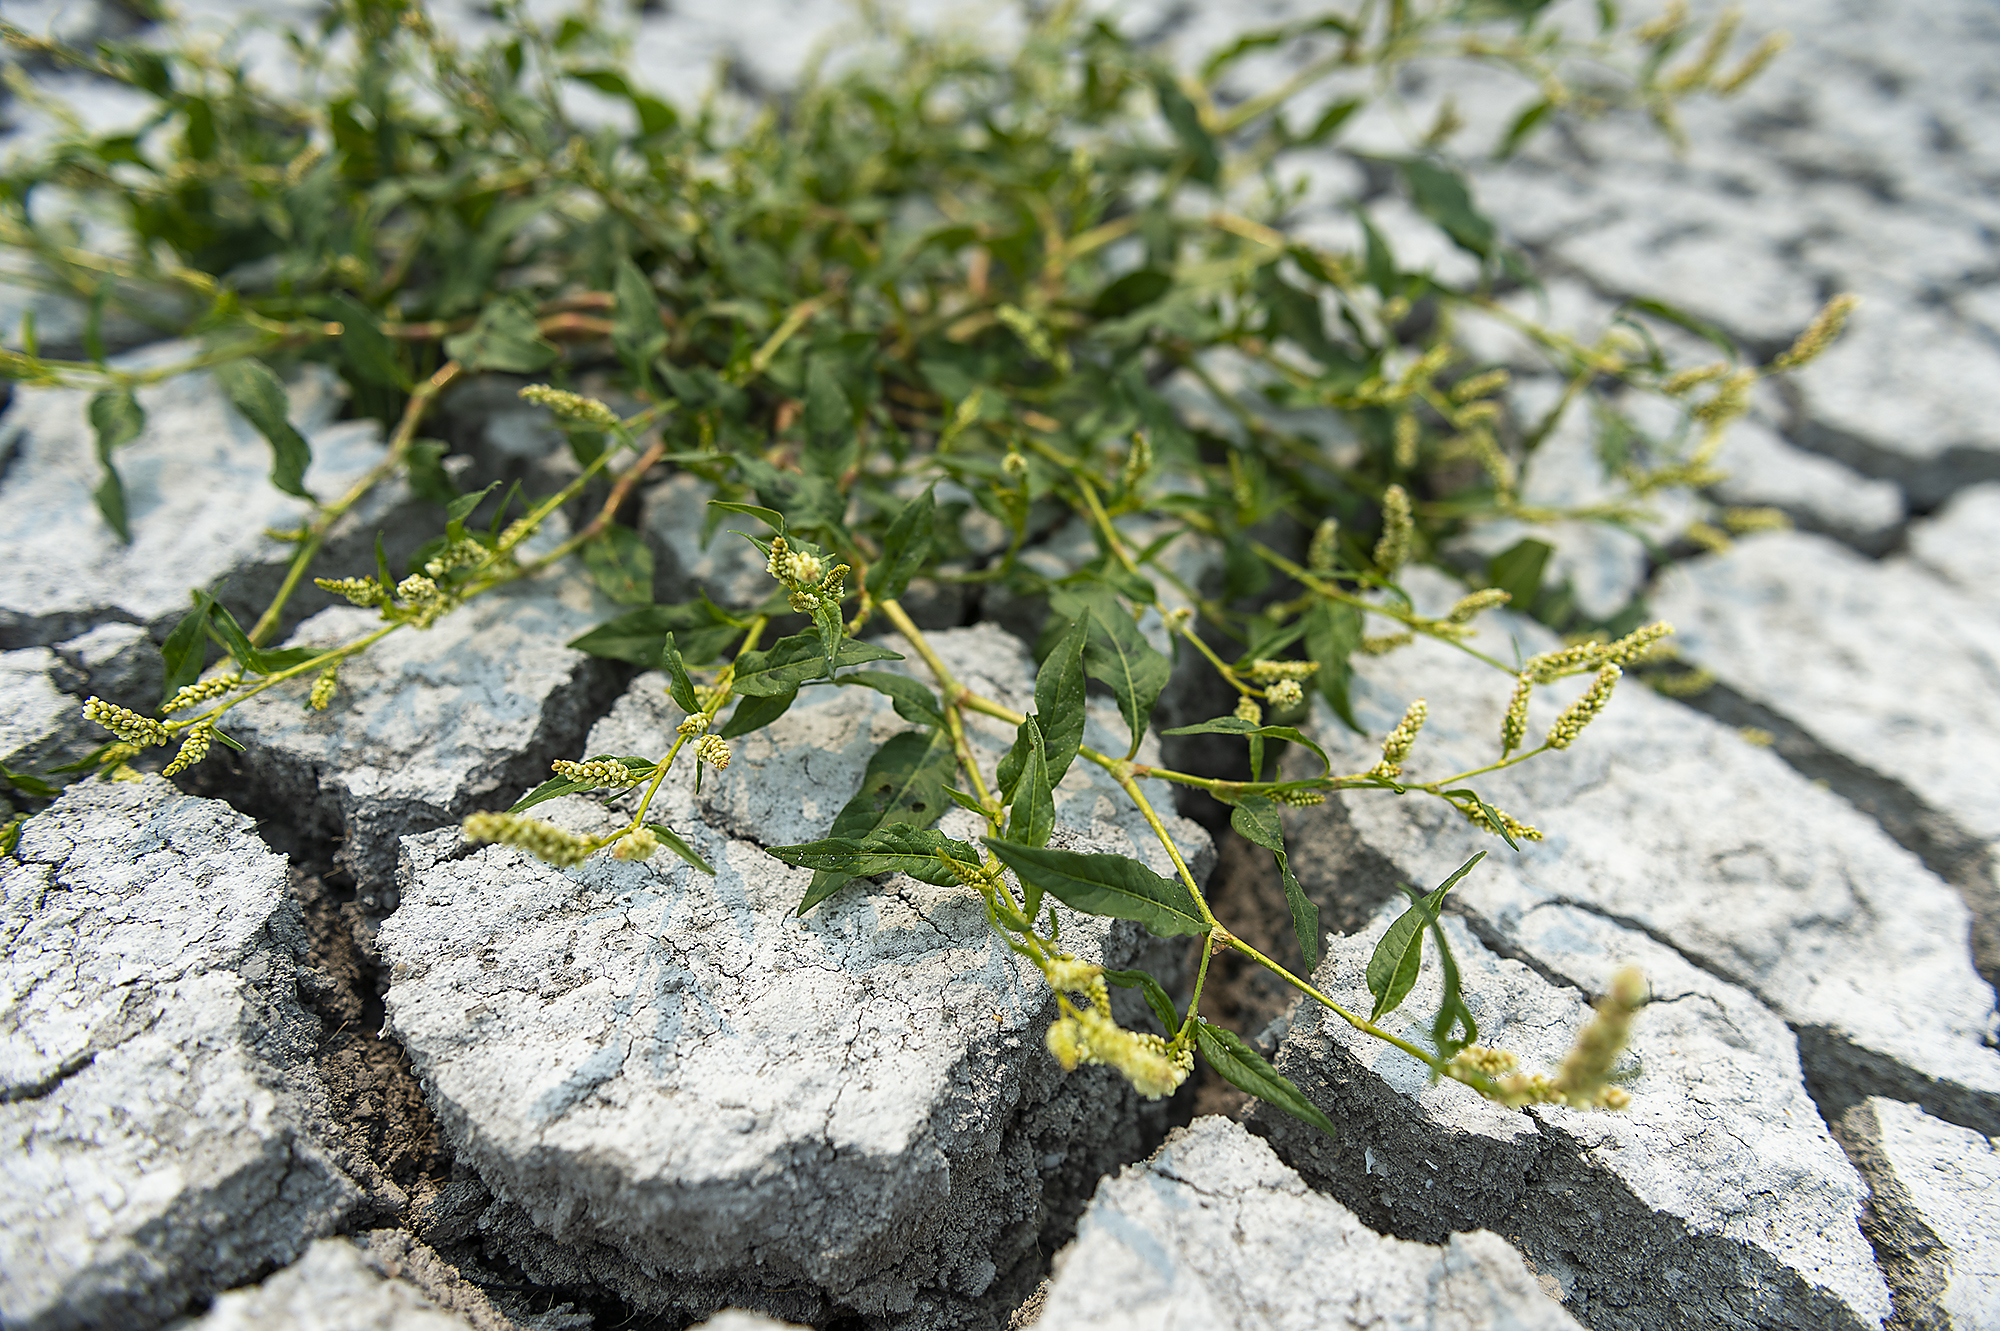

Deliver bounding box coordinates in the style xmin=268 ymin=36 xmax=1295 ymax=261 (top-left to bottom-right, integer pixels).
xmin=0 ymin=646 xmax=83 ymax=773
xmin=1710 ymin=419 xmax=1906 ymax=552
xmin=1835 ymin=1097 xmax=2000 ymax=1331
xmin=214 ymin=571 xmax=622 ymax=900
xmin=1253 ymin=907 xmax=1891 ymax=1331
xmin=1034 ymin=1115 xmax=1580 ymax=1331
xmin=0 ymin=346 xmax=419 ymax=648
xmin=381 ymin=625 xmax=1211 ymax=1328
xmin=0 ymin=778 xmax=360 ymax=1331
xmin=188 ymin=1238 xmax=478 ymax=1331
xmin=1283 ymin=570 xmax=2000 ymax=1136
xmin=1908 ymin=484 xmax=2000 ymax=602
xmin=1652 ymin=531 xmax=2000 ymax=849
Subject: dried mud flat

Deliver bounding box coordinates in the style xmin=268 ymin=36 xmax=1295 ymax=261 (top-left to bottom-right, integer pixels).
xmin=3 ymin=1 xmax=1999 ymax=1328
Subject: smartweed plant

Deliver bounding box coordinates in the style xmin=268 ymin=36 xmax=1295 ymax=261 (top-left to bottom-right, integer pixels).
xmin=3 ymin=0 xmax=1846 ymax=1128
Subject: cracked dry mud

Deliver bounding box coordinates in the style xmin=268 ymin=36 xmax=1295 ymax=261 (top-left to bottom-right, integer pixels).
xmin=4 ymin=0 xmax=2000 ymax=1328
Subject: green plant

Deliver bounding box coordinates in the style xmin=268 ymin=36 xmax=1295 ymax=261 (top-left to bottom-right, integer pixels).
xmin=4 ymin=0 xmax=1847 ymax=1122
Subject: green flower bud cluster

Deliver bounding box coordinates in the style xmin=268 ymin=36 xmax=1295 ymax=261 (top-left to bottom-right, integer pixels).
xmin=1307 ymin=518 xmax=1341 ymax=572
xmin=315 ymin=576 xmax=386 ymax=607
xmin=423 ymin=538 xmax=489 ymax=580
xmin=1246 ymin=659 xmax=1316 ymax=683
xmin=611 ymin=827 xmax=660 ymax=861
xmin=1370 ymin=699 xmax=1426 ymax=781
xmin=1484 ymin=967 xmax=1644 ymax=1109
xmin=552 ymin=758 xmax=644 ymax=787
xmin=82 ymin=697 xmax=171 ymax=747
xmin=463 ymin=811 xmax=597 ymax=867
xmin=1446 ymin=588 xmax=1510 ymax=623
xmin=1044 ymin=1009 xmax=1192 ymax=1101
xmin=309 ymin=667 xmax=339 ymax=711
xmin=162 ymin=723 xmax=212 ymax=776
xmin=163 ymin=673 xmax=242 ymax=713
xmin=1372 ymin=484 xmax=1413 ymax=574
xmin=695 ymin=735 xmax=731 ymax=769
xmin=518 ymin=383 xmax=620 ymax=429
xmin=1456 ymin=798 xmax=1543 ymax=843
xmin=1548 ymin=664 xmax=1621 ymax=750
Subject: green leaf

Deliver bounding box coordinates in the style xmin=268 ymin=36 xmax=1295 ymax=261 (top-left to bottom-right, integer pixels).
xmin=1089 ymin=269 xmax=1173 ymax=319
xmin=1278 ymin=850 xmax=1320 ymax=970
xmin=1162 ymin=717 xmax=1330 ymax=775
xmin=1035 ymin=617 xmax=1089 ymax=784
xmin=868 ymin=485 xmax=936 ymax=603
xmin=1153 ymin=72 xmax=1219 ymax=184
xmin=731 ymin=633 xmax=901 ymax=696
xmin=581 ymin=524 xmax=655 ymax=605
xmin=87 ymin=388 xmax=143 ymax=542
xmin=1621 ymin=297 xmax=1737 ymax=358
xmin=1082 ymin=606 xmax=1170 ymax=759
xmin=214 ymin=359 xmax=314 ymax=499
xmin=773 ymin=825 xmax=983 ymax=911
xmin=1359 ymin=208 xmax=1397 ymax=299
xmin=830 ymin=727 xmax=956 ymax=839
xmin=645 ymin=822 xmax=714 ymax=875
xmin=659 ymin=631 xmax=700 ymax=713
xmin=1 ymin=764 xmax=58 ymax=798
xmin=1230 ymin=797 xmax=1319 ymax=970
xmin=810 ymin=596 xmax=844 ymax=676
xmin=1495 ymin=98 xmax=1555 ymax=160
xmin=804 ymin=355 xmax=850 ymax=439
xmin=1304 ymin=601 xmax=1364 ymax=734
xmin=1487 ymin=538 xmax=1551 ymax=613
xmin=839 ymin=671 xmax=945 ymax=727
xmin=1229 ymin=796 xmax=1284 ymax=852
xmin=983 ymin=839 xmax=1206 ymax=939
xmin=612 ymin=257 xmax=668 ymax=375
xmin=718 ymin=689 xmax=796 ymax=738
xmin=1003 ymin=714 xmax=1055 ymax=853
xmin=1295 ymin=96 xmax=1361 ymax=146
xmin=443 ymin=294 xmax=558 ymax=373
xmin=1104 ymin=968 xmax=1180 ymax=1035
xmin=1193 ymin=1021 xmax=1336 ymax=1136
xmin=331 ymin=294 xmax=408 ymax=389
xmin=405 ymin=440 xmax=457 ymax=506
xmin=446 ymin=481 xmax=501 ymax=529
xmin=942 ymin=786 xmax=988 ymax=815
xmin=1399 ymin=157 xmax=1497 ymax=261
xmin=1365 ymin=851 xmax=1484 ymax=1022
xmin=707 ymin=500 xmax=788 ymax=533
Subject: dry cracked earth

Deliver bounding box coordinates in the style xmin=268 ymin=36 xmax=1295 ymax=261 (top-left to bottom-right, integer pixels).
xmin=2 ymin=1 xmax=1998 ymax=1329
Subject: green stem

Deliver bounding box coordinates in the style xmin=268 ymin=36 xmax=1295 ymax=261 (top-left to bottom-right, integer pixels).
xmin=249 ymin=360 xmax=461 ymax=645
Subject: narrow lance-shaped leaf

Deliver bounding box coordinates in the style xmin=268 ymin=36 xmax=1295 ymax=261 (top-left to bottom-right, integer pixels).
xmin=157 ymin=587 xmax=214 ymax=703
xmin=1163 ymin=717 xmax=1331 ymax=775
xmin=1364 ymin=851 xmax=1485 ymax=1023
xmin=1103 ymin=968 xmax=1180 ymax=1035
xmin=1082 ymin=607 xmax=1170 ymax=760
xmin=443 ymin=294 xmax=558 ymax=372
xmin=1005 ymin=714 xmax=1056 ymax=858
xmin=645 ymin=822 xmax=715 ymax=876
xmin=983 ymin=839 xmax=1206 ymax=939
xmin=1229 ymin=796 xmax=1320 ymax=969
xmin=87 ymin=388 xmax=143 ymax=542
xmin=1193 ymin=1021 xmax=1336 ymax=1136
xmin=731 ymin=633 xmax=902 ymax=696
xmin=868 ymin=485 xmax=935 ymax=603
xmin=214 ymin=358 xmax=314 ymax=499
xmin=839 ymin=671 xmax=945 ymax=728
xmin=1035 ymin=617 xmax=1088 ymax=784
xmin=611 ymin=257 xmax=667 ymax=379
xmin=773 ymin=826 xmax=984 ymax=910
xmin=659 ymin=631 xmax=700 ymax=714
xmin=718 ymin=689 xmax=796 ymax=738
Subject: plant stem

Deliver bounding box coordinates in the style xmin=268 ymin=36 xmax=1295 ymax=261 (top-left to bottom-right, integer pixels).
xmin=249 ymin=360 xmax=461 ymax=646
